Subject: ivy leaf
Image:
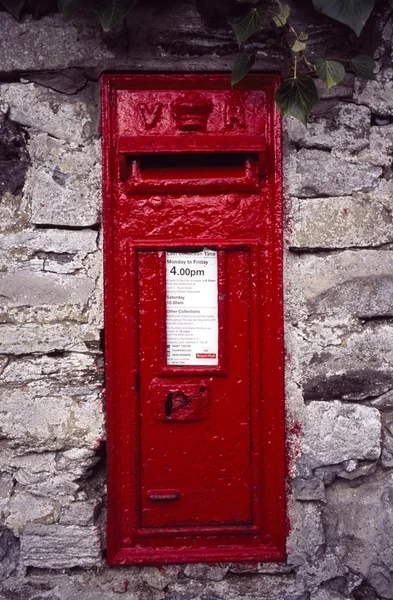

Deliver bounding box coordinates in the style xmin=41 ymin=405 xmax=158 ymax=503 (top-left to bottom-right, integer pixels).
xmin=0 ymin=0 xmax=25 ymax=19
xmin=228 ymin=2 xmax=268 ymax=47
xmin=312 ymin=0 xmax=375 ymax=37
xmin=316 ymin=59 xmax=345 ymax=89
xmin=230 ymin=53 xmax=255 ymax=86
xmin=272 ymin=4 xmax=290 ymax=27
xmin=298 ymin=31 xmax=308 ymax=42
xmin=94 ymin=0 xmax=137 ymax=31
xmin=275 ymin=74 xmax=319 ymax=125
xmin=291 ymin=39 xmax=306 ymax=53
xmin=350 ymin=54 xmax=376 ymax=80
xmin=58 ymin=0 xmax=80 ymax=19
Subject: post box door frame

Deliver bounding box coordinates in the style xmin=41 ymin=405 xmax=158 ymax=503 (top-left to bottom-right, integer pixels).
xmin=102 ymin=73 xmax=286 ymax=565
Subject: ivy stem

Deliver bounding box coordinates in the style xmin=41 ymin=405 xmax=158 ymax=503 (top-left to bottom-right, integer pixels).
xmin=294 ymin=54 xmax=298 ymax=78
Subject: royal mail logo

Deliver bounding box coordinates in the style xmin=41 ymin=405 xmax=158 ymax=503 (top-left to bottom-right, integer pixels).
xmin=196 ymin=353 xmax=217 ymax=359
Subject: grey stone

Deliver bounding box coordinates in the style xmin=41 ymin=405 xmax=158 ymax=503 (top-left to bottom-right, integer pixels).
xmin=59 ymin=502 xmax=97 ymax=526
xmin=183 ymin=564 xmax=229 ymax=581
xmin=1 ymin=83 xmax=95 ymax=145
xmin=356 ymin=125 xmax=393 ymax=167
xmin=289 ymin=197 xmax=393 ymax=250
xmin=26 ymin=133 xmax=101 ymax=227
xmin=354 ymin=69 xmax=393 ymax=116
xmin=0 ymin=385 xmax=103 ymax=451
xmin=371 ymin=390 xmax=393 ymax=410
xmin=0 ymin=118 xmax=30 ymax=198
xmin=0 ymin=13 xmax=115 ymax=72
xmin=20 ymin=523 xmax=102 ymax=568
xmin=0 ymin=473 xmax=12 ymax=521
xmin=287 ymin=503 xmax=325 ymax=563
xmin=287 ymin=149 xmax=382 ymax=198
xmin=296 ymin=551 xmax=347 ymax=592
xmin=293 ymin=477 xmax=326 ymax=502
xmin=0 ymin=269 xmax=95 ymax=309
xmin=325 ymin=471 xmax=393 ymax=600
xmin=337 ymin=461 xmax=377 ymax=481
xmin=24 ymin=69 xmax=88 ymax=95
xmin=310 ymin=590 xmax=347 ymax=600
xmin=228 ymin=563 xmax=292 ymax=574
xmin=0 ymin=229 xmax=97 ymax=255
xmin=381 ymin=449 xmax=393 ymax=468
xmin=0 ymin=526 xmax=20 ymax=581
xmin=302 ymin=323 xmax=393 ymax=401
xmin=141 ymin=566 xmax=181 ymax=589
xmin=314 ymin=464 xmax=345 ymax=486
xmin=5 ymin=491 xmax=60 ymax=533
xmin=285 ymin=103 xmax=371 ymax=153
xmin=0 ymin=323 xmax=99 ymax=355
xmin=0 ymin=192 xmax=31 ymax=235
xmin=302 ymin=401 xmax=381 ymax=469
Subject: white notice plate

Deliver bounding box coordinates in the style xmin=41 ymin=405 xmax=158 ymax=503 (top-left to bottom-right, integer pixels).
xmin=166 ymin=249 xmax=218 ymax=366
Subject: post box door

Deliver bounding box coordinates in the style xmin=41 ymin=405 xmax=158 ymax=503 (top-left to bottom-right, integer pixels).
xmin=138 ymin=249 xmax=251 ymax=528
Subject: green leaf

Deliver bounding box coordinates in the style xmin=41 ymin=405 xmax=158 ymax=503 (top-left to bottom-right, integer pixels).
xmin=312 ymin=0 xmax=375 ymax=37
xmin=94 ymin=0 xmax=137 ymax=31
xmin=230 ymin=53 xmax=255 ymax=86
xmin=275 ymin=74 xmax=320 ymax=125
xmin=228 ymin=2 xmax=268 ymax=47
xmin=350 ymin=54 xmax=376 ymax=80
xmin=272 ymin=4 xmax=290 ymax=27
xmin=298 ymin=31 xmax=308 ymax=42
xmin=58 ymin=0 xmax=80 ymax=19
xmin=316 ymin=59 xmax=345 ymax=89
xmin=0 ymin=0 xmax=25 ymax=19
xmin=291 ymin=39 xmax=306 ymax=53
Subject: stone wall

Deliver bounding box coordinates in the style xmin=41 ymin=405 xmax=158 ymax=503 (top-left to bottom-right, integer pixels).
xmin=0 ymin=2 xmax=392 ymax=599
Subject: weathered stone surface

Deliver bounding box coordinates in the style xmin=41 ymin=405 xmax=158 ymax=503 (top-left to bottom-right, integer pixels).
xmin=183 ymin=564 xmax=229 ymax=581
xmin=141 ymin=566 xmax=181 ymax=590
xmin=0 ymin=192 xmax=31 ymax=234
xmin=0 ymin=229 xmax=97 ymax=255
xmin=1 ymin=82 xmax=96 ymax=144
xmin=285 ymin=103 xmax=371 ymax=153
xmin=59 ymin=502 xmax=97 ymax=526
xmin=293 ymin=477 xmax=326 ymax=502
xmin=0 ymin=473 xmax=13 ymax=521
xmin=25 ymin=68 xmax=88 ymax=95
xmin=20 ymin=523 xmax=102 ymax=568
xmin=302 ymin=401 xmax=381 ymax=469
xmin=371 ymin=390 xmax=393 ymax=410
xmin=26 ymin=133 xmax=101 ymax=227
xmin=325 ymin=472 xmax=393 ymax=599
xmin=0 ymin=269 xmax=95 ymax=308
xmin=0 ymin=526 xmax=20 ymax=581
xmin=0 ymin=323 xmax=99 ymax=355
xmin=0 ymin=386 xmax=103 ymax=451
xmin=356 ymin=125 xmax=393 ymax=167
xmin=296 ymin=551 xmax=347 ymax=593
xmin=289 ymin=197 xmax=393 ymax=249
xmin=0 ymin=13 xmax=115 ymax=72
xmin=5 ymin=491 xmax=60 ymax=533
xmin=287 ymin=149 xmax=382 ymax=198
xmin=354 ymin=68 xmax=393 ymax=116
xmin=287 ymin=503 xmax=326 ymax=564
xmin=302 ymin=323 xmax=393 ymax=401
xmin=0 ymin=118 xmax=30 ymax=198
xmin=292 ymin=250 xmax=393 ymax=319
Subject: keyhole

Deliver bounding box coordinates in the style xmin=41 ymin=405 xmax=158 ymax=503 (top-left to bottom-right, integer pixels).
xmin=165 ymin=393 xmax=173 ymax=418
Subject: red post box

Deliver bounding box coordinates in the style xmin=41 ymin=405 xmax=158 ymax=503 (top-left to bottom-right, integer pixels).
xmin=102 ymin=74 xmax=285 ymax=564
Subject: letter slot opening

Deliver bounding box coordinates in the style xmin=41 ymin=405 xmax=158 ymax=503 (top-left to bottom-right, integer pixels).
xmin=124 ymin=153 xmax=261 ymax=192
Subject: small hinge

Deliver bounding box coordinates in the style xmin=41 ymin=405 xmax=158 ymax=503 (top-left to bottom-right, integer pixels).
xmin=135 ymin=373 xmax=140 ymax=393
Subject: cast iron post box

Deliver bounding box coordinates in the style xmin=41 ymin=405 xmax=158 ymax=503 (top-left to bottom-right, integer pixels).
xmin=102 ymin=74 xmax=285 ymax=564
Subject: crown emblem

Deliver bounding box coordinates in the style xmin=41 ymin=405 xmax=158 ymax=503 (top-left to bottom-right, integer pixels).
xmin=172 ymin=92 xmax=213 ymax=132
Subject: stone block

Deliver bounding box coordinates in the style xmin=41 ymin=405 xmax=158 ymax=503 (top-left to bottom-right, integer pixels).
xmin=356 ymin=125 xmax=393 ymax=167
xmin=183 ymin=564 xmax=229 ymax=581
xmin=59 ymin=502 xmax=97 ymax=526
xmin=0 ymin=229 xmax=97 ymax=255
xmin=0 ymin=323 xmax=99 ymax=355
xmin=141 ymin=566 xmax=181 ymax=589
xmin=0 ymin=269 xmax=95 ymax=309
xmin=325 ymin=471 xmax=393 ymax=599
xmin=289 ymin=197 xmax=393 ymax=249
xmin=20 ymin=523 xmax=102 ymax=568
xmin=0 ymin=13 xmax=115 ymax=72
xmin=302 ymin=323 xmax=393 ymax=401
xmin=0 ymin=526 xmax=20 ymax=580
xmin=302 ymin=401 xmax=381 ymax=469
xmin=287 ymin=502 xmax=325 ymax=563
xmin=0 ymin=387 xmax=103 ymax=451
xmin=287 ymin=149 xmax=382 ymax=198
xmin=1 ymin=82 xmax=95 ymax=144
xmin=293 ymin=477 xmax=326 ymax=502
xmin=26 ymin=133 xmax=101 ymax=227
xmin=292 ymin=250 xmax=393 ymax=319
xmin=285 ymin=102 xmax=371 ymax=153
xmin=5 ymin=491 xmax=60 ymax=533
xmin=354 ymin=68 xmax=393 ymax=116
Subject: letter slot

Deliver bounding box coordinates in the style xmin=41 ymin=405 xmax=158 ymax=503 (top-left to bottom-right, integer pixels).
xmin=103 ymin=74 xmax=285 ymax=565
